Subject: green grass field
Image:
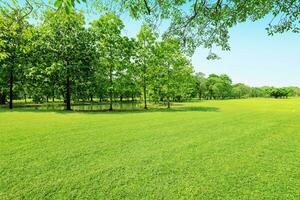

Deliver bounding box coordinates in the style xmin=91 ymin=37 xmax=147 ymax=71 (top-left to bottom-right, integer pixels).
xmin=1 ymin=98 xmax=300 ymax=199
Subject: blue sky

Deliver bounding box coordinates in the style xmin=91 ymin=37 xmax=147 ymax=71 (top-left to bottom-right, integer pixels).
xmin=114 ymin=14 xmax=300 ymax=87
xmin=192 ymin=17 xmax=300 ymax=87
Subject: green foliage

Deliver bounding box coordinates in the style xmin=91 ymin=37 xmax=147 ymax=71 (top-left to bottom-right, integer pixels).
xmin=151 ymin=37 xmax=194 ymax=108
xmin=91 ymin=13 xmax=131 ymax=110
xmin=0 ymin=8 xmax=32 ymax=108
xmin=37 ymin=10 xmax=96 ymax=109
xmin=136 ymin=24 xmax=158 ymax=109
xmin=49 ymin=0 xmax=300 ymax=55
xmin=192 ymin=74 xmax=299 ymax=100
xmin=268 ymin=87 xmax=293 ymax=99
xmin=1 ymin=3 xmax=298 ymax=110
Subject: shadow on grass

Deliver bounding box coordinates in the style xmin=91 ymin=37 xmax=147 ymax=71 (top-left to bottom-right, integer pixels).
xmin=0 ymin=105 xmax=219 ymax=114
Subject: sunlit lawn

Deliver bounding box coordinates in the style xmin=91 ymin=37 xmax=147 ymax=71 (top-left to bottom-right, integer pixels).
xmin=1 ymin=98 xmax=300 ymax=199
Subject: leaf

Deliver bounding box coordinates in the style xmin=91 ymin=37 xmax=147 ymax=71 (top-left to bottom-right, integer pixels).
xmin=54 ymin=0 xmax=63 ymax=8
xmin=65 ymin=5 xmax=71 ymax=14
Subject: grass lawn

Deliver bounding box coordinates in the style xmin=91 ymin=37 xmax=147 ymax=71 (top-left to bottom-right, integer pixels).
xmin=1 ymin=98 xmax=300 ymax=199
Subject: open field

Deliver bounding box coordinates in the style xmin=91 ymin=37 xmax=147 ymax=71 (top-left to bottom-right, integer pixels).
xmin=1 ymin=98 xmax=300 ymax=199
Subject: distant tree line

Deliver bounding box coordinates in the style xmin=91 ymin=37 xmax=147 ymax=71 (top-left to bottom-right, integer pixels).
xmin=193 ymin=73 xmax=300 ymax=100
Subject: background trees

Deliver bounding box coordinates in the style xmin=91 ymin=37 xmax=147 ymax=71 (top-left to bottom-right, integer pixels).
xmin=191 ymin=74 xmax=299 ymax=100
xmin=1 ymin=6 xmax=299 ymax=111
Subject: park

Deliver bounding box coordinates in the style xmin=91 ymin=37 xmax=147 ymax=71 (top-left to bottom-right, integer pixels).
xmin=1 ymin=0 xmax=300 ymax=199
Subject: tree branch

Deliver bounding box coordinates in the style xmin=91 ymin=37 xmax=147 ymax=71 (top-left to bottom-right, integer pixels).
xmin=143 ymin=0 xmax=151 ymax=14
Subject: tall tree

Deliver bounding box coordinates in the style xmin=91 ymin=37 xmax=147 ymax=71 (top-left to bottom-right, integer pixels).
xmin=41 ymin=10 xmax=95 ymax=110
xmin=0 ymin=9 xmax=32 ymax=109
xmin=154 ymin=37 xmax=194 ymax=108
xmin=91 ymin=13 xmax=125 ymax=111
xmin=136 ymin=24 xmax=157 ymax=109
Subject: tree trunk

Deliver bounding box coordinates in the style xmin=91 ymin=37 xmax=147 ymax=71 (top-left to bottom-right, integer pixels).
xmin=90 ymin=95 xmax=93 ymax=102
xmin=9 ymin=69 xmax=13 ymax=109
xmin=167 ymin=96 xmax=170 ymax=109
xmin=66 ymin=75 xmax=71 ymax=110
xmin=109 ymin=66 xmax=113 ymax=111
xmin=120 ymin=95 xmax=123 ymax=103
xmin=52 ymin=86 xmax=55 ymax=103
xmin=24 ymin=94 xmax=27 ymax=103
xmin=46 ymin=96 xmax=49 ymax=103
xmin=131 ymin=94 xmax=134 ymax=102
xmin=143 ymin=85 xmax=147 ymax=109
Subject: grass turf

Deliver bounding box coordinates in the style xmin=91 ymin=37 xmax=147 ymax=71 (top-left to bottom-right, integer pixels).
xmin=1 ymin=98 xmax=300 ymax=199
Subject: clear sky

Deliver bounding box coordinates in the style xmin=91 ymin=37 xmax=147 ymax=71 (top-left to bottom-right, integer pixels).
xmin=115 ymin=13 xmax=300 ymax=87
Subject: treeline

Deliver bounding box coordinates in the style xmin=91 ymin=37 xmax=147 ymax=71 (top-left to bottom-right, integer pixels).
xmin=194 ymin=73 xmax=300 ymax=100
xmin=1 ymin=10 xmax=195 ymax=110
xmin=1 ymin=10 xmax=299 ymax=111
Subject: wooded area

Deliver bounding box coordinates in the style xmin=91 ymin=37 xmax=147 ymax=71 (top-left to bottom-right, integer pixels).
xmin=1 ymin=8 xmax=299 ymax=111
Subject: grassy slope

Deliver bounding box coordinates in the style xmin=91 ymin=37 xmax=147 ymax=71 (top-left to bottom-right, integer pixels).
xmin=1 ymin=98 xmax=300 ymax=199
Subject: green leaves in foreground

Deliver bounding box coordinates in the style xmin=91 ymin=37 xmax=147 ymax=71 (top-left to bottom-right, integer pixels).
xmin=51 ymin=0 xmax=300 ymax=55
xmin=54 ymin=0 xmax=87 ymax=14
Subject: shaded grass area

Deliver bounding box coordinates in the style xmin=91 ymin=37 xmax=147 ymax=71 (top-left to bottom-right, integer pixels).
xmin=1 ymin=98 xmax=300 ymax=199
xmin=0 ymin=101 xmax=219 ymax=113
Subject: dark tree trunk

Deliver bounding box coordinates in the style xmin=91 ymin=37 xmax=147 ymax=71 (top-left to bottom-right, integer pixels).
xmin=90 ymin=95 xmax=93 ymax=102
xmin=167 ymin=96 xmax=170 ymax=109
xmin=52 ymin=86 xmax=55 ymax=103
xmin=109 ymin=66 xmax=113 ymax=111
xmin=143 ymin=70 xmax=147 ymax=109
xmin=131 ymin=94 xmax=134 ymax=102
xmin=66 ymin=75 xmax=71 ymax=110
xmin=46 ymin=96 xmax=49 ymax=103
xmin=24 ymin=94 xmax=27 ymax=103
xmin=120 ymin=95 xmax=123 ymax=103
xmin=9 ymin=69 xmax=13 ymax=109
xmin=143 ymin=84 xmax=147 ymax=109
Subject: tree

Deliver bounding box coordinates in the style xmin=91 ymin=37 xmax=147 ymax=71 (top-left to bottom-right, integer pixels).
xmin=154 ymin=37 xmax=194 ymax=108
xmin=114 ymin=37 xmax=137 ymax=104
xmin=204 ymin=74 xmax=232 ymax=99
xmin=269 ymin=88 xmax=292 ymax=99
xmin=91 ymin=13 xmax=126 ymax=111
xmin=0 ymin=9 xmax=32 ymax=109
xmin=232 ymin=83 xmax=251 ymax=99
xmin=41 ymin=10 xmax=96 ymax=110
xmin=218 ymin=74 xmax=232 ymax=99
xmin=194 ymin=72 xmax=206 ymax=99
xmin=136 ymin=24 xmax=157 ymax=109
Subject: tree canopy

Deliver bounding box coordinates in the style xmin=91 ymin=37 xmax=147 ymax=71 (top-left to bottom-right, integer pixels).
xmin=50 ymin=0 xmax=300 ymax=55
